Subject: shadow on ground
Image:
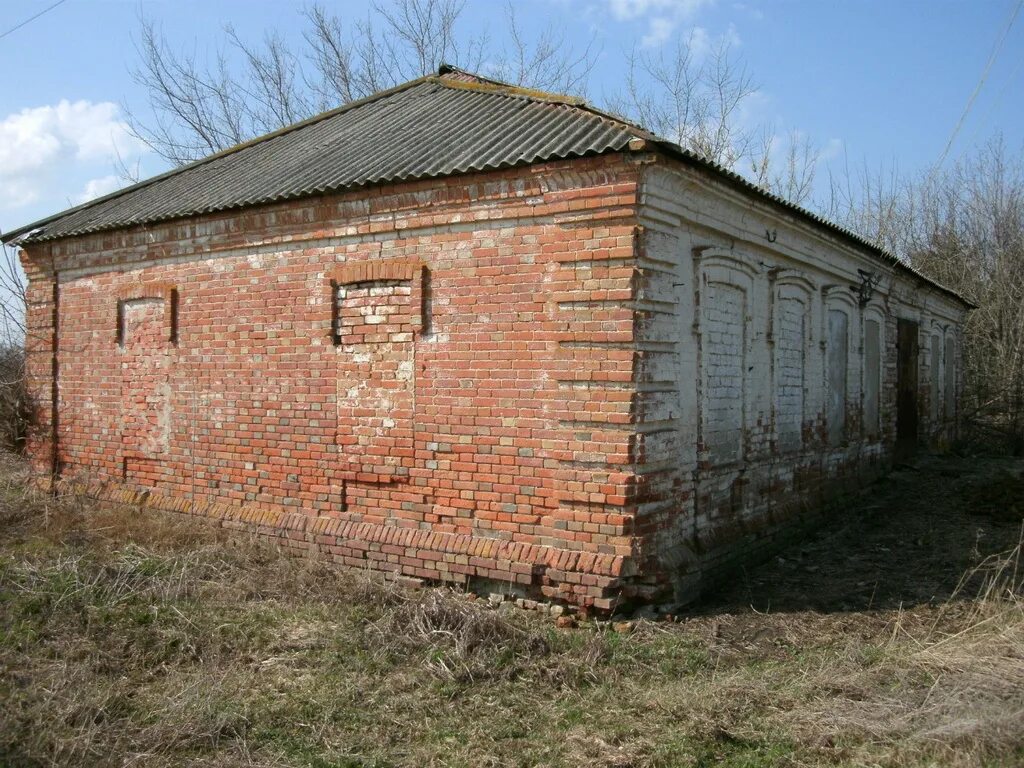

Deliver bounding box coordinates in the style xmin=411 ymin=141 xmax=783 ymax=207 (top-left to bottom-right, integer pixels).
xmin=695 ymin=454 xmax=1024 ymax=616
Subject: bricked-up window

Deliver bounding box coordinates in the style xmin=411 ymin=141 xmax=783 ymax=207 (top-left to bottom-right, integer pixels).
xmin=826 ymin=308 xmax=849 ymax=446
xmin=119 ymin=298 xmax=172 ymax=473
xmin=703 ymin=281 xmax=746 ymax=462
xmin=774 ymin=296 xmax=807 ymax=452
xmin=333 ymin=279 xmax=416 ymax=480
xmin=116 ymin=285 xmax=178 ymax=347
xmin=327 ymin=260 xmax=425 ymax=485
xmin=333 ymin=281 xmax=414 ymax=345
xmin=329 ymin=261 xmax=426 ymax=345
xmin=930 ymin=333 xmax=942 ymax=421
xmin=863 ymin=318 xmax=881 ymax=438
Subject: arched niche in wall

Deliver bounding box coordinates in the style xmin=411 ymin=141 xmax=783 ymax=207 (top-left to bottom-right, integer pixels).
xmin=693 ymin=249 xmax=760 ymax=464
xmin=822 ymin=287 xmax=858 ymax=448
xmin=862 ymin=304 xmax=885 ymax=439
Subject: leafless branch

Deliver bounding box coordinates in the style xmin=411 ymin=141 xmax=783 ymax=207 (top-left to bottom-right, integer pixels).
xmin=821 ymin=137 xmax=1024 ymax=449
xmin=607 ymin=31 xmax=818 ymax=204
xmin=488 ymin=2 xmax=597 ymax=95
xmin=125 ymin=1 xmax=594 ymax=166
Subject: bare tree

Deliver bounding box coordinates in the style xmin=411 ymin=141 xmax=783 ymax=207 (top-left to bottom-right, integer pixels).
xmin=821 ymin=138 xmax=1024 ymax=451
xmin=129 ymin=17 xmax=258 ymax=165
xmin=0 ymin=240 xmax=25 ymax=345
xmin=750 ymin=127 xmax=822 ymax=206
xmin=0 ymin=239 xmax=30 ymax=452
xmin=608 ymin=32 xmax=754 ymax=166
xmin=302 ymin=0 xmax=484 ymax=109
xmin=820 ymin=152 xmax=908 ymax=253
xmin=373 ymin=0 xmax=481 ymax=82
xmin=907 ymin=140 xmax=1024 ymax=450
xmin=608 ymin=32 xmax=821 ymax=204
xmin=225 ymin=25 xmax=312 ymax=130
xmin=127 ymin=0 xmax=596 ymax=166
xmin=486 ymin=2 xmax=597 ymax=97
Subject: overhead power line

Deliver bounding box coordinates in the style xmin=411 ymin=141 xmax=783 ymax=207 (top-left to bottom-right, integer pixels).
xmin=966 ymin=39 xmax=1024 ymax=147
xmin=0 ymin=0 xmax=70 ymax=42
xmin=934 ymin=0 xmax=1023 ymax=169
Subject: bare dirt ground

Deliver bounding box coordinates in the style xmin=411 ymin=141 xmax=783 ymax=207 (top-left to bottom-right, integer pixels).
xmin=684 ymin=454 xmax=1024 ymax=651
xmin=1 ymin=452 xmax=1022 ymax=767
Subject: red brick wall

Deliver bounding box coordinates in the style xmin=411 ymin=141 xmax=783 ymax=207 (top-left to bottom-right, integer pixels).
xmin=21 ymin=154 xmax=645 ymax=609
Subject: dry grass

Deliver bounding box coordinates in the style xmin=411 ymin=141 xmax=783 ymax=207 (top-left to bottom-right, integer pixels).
xmin=1 ymin=453 xmax=1023 ymax=767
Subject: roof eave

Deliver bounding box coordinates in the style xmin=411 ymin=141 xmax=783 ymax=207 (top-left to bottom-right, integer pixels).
xmin=645 ymin=139 xmax=976 ymax=310
xmin=5 ymin=143 xmax=629 ymax=247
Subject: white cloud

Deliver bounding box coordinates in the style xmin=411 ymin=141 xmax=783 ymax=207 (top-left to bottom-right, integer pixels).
xmin=0 ymin=100 xmax=139 ymax=176
xmin=609 ymin=0 xmax=714 ymax=20
xmin=74 ymin=175 xmax=123 ymax=205
xmin=642 ymin=16 xmax=677 ymax=47
xmin=0 ymin=177 xmax=41 ymax=211
xmin=685 ymin=25 xmax=712 ymax=56
xmin=607 ymin=0 xmax=718 ymax=47
xmin=0 ymin=100 xmax=145 ymax=217
xmin=733 ymin=86 xmax=770 ymax=135
xmin=821 ymin=137 xmax=844 ymax=164
xmin=731 ymin=2 xmax=764 ymax=21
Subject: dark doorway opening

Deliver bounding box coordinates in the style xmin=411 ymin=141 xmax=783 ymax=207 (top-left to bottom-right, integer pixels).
xmin=896 ymin=318 xmax=919 ymax=461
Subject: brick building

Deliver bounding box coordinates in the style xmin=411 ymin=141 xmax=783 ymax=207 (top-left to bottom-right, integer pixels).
xmin=4 ymin=68 xmax=972 ymax=610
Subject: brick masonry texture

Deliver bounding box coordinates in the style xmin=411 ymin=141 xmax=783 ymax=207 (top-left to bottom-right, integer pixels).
xmin=20 ymin=151 xmax=969 ymax=609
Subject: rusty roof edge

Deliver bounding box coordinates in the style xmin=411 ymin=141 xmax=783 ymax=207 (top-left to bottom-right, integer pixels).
xmin=643 ymin=138 xmax=976 ymax=310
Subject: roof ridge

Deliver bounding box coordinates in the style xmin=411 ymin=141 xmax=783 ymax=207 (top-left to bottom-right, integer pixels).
xmin=436 ymin=63 xmax=514 ymax=88
xmin=432 ymin=70 xmax=662 ymax=145
xmin=437 ymin=77 xmax=585 ymax=106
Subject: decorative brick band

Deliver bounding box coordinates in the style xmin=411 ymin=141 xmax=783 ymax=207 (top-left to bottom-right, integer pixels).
xmin=39 ymin=476 xmax=628 ymax=609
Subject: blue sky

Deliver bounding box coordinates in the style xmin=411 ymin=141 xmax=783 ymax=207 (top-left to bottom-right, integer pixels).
xmin=1 ymin=0 xmax=1022 ymax=237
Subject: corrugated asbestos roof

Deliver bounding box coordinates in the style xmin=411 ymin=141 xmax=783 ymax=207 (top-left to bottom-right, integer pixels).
xmin=3 ymin=66 xmax=971 ymax=307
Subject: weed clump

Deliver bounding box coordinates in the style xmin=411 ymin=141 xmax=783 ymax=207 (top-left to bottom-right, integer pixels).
xmin=369 ymin=589 xmax=551 ymax=681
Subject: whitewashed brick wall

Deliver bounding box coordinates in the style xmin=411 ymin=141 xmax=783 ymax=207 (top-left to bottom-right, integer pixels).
xmin=636 ymin=160 xmax=969 ymax=602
